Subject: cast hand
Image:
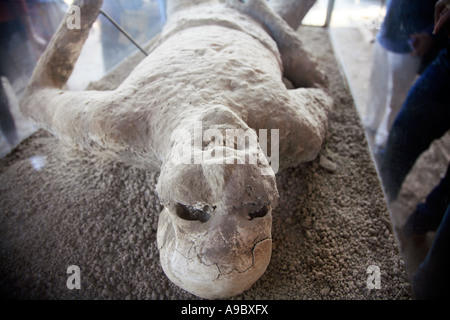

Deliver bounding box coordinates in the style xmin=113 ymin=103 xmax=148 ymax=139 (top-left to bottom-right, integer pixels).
xmin=31 ymin=32 xmax=47 ymax=53
xmin=409 ymin=33 xmax=433 ymax=56
xmin=434 ymin=0 xmax=450 ymax=36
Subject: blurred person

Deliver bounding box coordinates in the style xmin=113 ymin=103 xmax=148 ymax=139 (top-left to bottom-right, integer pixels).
xmin=0 ymin=0 xmax=45 ymax=147
xmin=377 ymin=43 xmax=450 ymax=203
xmin=0 ymin=78 xmax=18 ymax=147
xmin=0 ymin=0 xmax=46 ymax=88
xmin=412 ymin=203 xmax=450 ymax=299
xmin=402 ymin=164 xmax=450 ymax=240
xmin=26 ymin=0 xmax=67 ymax=44
xmin=379 ymin=0 xmax=450 ymax=299
xmin=409 ymin=162 xmax=450 ymax=299
xmin=364 ymin=0 xmax=441 ymax=150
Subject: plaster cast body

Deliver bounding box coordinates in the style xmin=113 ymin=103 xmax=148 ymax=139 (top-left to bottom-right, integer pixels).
xmin=20 ymin=0 xmax=332 ymax=299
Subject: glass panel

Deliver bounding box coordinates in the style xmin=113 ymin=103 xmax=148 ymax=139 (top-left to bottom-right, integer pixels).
xmin=68 ymin=0 xmax=166 ymax=90
xmin=0 ymin=0 xmax=69 ymax=156
xmin=328 ymin=0 xmax=450 ymax=298
xmin=0 ymin=0 xmax=166 ymax=156
xmin=1 ymin=0 xmax=449 ymax=299
xmin=302 ymin=0 xmax=330 ymax=27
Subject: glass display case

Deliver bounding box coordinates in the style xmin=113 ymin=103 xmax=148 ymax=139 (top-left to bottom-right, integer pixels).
xmin=1 ymin=0 xmax=449 ymax=301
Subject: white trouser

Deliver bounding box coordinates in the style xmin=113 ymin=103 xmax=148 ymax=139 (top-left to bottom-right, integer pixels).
xmin=364 ymin=41 xmax=421 ymax=147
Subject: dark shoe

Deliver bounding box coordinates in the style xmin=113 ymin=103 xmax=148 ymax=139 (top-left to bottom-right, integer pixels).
xmin=402 ymin=211 xmax=428 ymax=239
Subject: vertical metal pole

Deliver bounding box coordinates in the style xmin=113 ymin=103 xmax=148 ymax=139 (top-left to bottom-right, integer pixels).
xmin=324 ymin=0 xmax=335 ymax=28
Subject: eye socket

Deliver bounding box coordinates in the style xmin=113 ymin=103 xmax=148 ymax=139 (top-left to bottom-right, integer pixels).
xmin=175 ymin=203 xmax=212 ymax=223
xmin=248 ymin=204 xmax=269 ymax=220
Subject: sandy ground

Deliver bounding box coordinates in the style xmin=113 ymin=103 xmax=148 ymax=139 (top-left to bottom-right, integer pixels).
xmin=0 ymin=26 xmax=412 ymax=300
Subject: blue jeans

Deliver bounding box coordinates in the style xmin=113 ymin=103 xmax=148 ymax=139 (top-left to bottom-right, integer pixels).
xmin=378 ymin=42 xmax=450 ymax=201
xmin=378 ymin=42 xmax=450 ymax=299
xmin=402 ymin=164 xmax=450 ymax=236
xmin=412 ymin=204 xmax=450 ymax=299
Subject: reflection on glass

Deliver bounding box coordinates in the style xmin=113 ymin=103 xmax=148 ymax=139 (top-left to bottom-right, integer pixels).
xmin=0 ymin=0 xmax=64 ymax=156
xmin=0 ymin=0 xmax=167 ymax=156
xmin=99 ymin=0 xmax=166 ymax=73
xmin=29 ymin=155 xmax=47 ymax=171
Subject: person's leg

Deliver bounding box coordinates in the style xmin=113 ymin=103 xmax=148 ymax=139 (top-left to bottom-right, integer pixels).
xmin=412 ymin=204 xmax=450 ymax=299
xmin=374 ymin=51 xmax=420 ymax=147
xmin=378 ymin=46 xmax=450 ymax=201
xmin=364 ymin=41 xmax=389 ymax=138
xmin=157 ymin=0 xmax=167 ymax=22
xmin=403 ymin=163 xmax=450 ymax=236
xmin=387 ymin=52 xmax=421 ymax=130
xmin=0 ymin=79 xmax=18 ymax=146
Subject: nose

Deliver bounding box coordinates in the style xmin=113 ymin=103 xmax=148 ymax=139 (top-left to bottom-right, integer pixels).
xmin=156 ymin=204 xmax=272 ymax=299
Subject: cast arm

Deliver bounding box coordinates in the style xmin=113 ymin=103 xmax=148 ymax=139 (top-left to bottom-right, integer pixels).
xmin=19 ymin=0 xmax=137 ymax=155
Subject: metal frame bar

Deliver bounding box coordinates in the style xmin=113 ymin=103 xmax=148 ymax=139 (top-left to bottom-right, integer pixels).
xmin=100 ymin=0 xmax=337 ymax=56
xmin=99 ymin=9 xmax=149 ymax=57
xmin=324 ymin=0 xmax=335 ymax=28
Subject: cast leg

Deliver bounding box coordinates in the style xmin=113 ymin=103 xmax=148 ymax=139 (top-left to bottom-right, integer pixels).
xmin=166 ymin=0 xmax=220 ymax=17
xmin=0 ymin=79 xmax=18 ymax=146
xmin=268 ymin=0 xmax=317 ymax=30
xmin=227 ymin=0 xmax=327 ymax=88
xmin=259 ymin=87 xmax=332 ymax=169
